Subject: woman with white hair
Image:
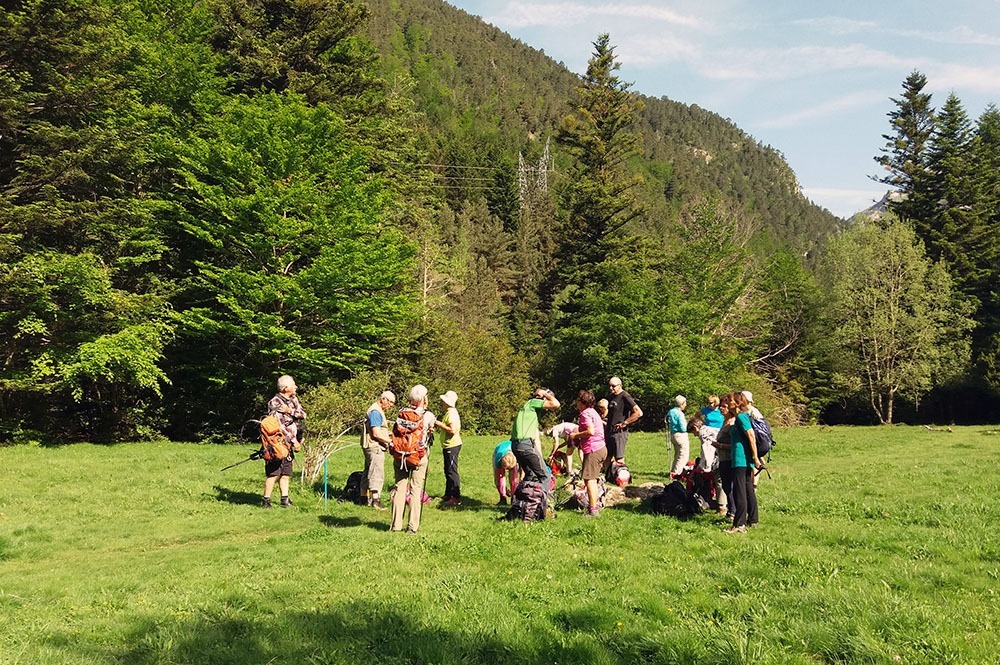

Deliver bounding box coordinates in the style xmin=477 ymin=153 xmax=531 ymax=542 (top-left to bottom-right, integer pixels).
xmin=666 ymin=395 xmax=689 ymax=478
xmin=435 ymin=390 xmax=463 ymax=506
xmin=389 ymin=384 xmax=435 ymax=533
xmin=263 ymin=375 xmax=305 ymax=508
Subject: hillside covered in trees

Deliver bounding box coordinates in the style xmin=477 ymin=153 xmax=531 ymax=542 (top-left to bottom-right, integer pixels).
xmin=1 ymin=0 xmax=996 ymax=443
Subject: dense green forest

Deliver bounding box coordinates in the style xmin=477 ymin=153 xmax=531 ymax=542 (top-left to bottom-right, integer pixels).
xmin=1 ymin=0 xmax=997 ymax=442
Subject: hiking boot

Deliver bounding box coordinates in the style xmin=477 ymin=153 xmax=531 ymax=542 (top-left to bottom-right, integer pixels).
xmin=261 ymin=497 xmax=272 ymax=509
xmin=724 ymin=525 xmax=748 ymax=534
xmin=497 ymin=497 xmax=508 ymax=506
xmin=406 ymin=527 xmax=418 ymax=534
xmin=280 ymin=496 xmax=293 ymax=508
xmin=369 ymin=498 xmax=386 ymax=511
xmin=584 ymin=508 xmax=601 ymax=518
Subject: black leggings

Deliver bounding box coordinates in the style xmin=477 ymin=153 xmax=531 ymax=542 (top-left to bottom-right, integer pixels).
xmin=731 ymin=466 xmax=758 ymax=528
xmin=442 ymin=445 xmax=461 ymax=499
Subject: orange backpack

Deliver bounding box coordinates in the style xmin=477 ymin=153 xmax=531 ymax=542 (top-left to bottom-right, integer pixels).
xmin=391 ymin=407 xmax=427 ymax=469
xmin=259 ymin=415 xmax=290 ymax=461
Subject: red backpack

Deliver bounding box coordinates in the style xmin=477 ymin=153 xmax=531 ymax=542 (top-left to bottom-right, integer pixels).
xmin=259 ymin=415 xmax=290 ymax=461
xmin=391 ymin=407 xmax=427 ymax=469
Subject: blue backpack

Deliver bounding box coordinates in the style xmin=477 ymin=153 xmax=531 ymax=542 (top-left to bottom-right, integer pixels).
xmin=751 ymin=417 xmax=775 ymax=457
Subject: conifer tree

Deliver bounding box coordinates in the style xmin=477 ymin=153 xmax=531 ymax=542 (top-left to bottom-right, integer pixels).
xmin=555 ymin=33 xmax=644 ymax=280
xmin=875 ymin=71 xmax=935 ymax=226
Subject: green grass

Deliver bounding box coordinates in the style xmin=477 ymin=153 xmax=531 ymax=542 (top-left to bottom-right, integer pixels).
xmin=2 ymin=427 xmax=998 ymax=664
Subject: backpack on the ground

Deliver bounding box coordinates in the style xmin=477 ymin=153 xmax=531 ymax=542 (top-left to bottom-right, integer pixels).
xmin=558 ymin=477 xmax=606 ymax=512
xmin=605 ymin=461 xmax=631 ymax=487
xmin=259 ymin=415 xmax=290 ymax=461
xmin=751 ymin=416 xmax=775 ymax=457
xmin=650 ymin=480 xmax=704 ymax=519
xmin=339 ymin=470 xmax=364 ymax=504
xmin=682 ymin=462 xmax=716 ymax=507
xmin=504 ymin=480 xmax=549 ymax=522
xmin=391 ymin=407 xmax=427 ymax=469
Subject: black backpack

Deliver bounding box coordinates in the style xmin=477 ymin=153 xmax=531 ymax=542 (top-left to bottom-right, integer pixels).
xmin=338 ymin=471 xmax=364 ymax=504
xmin=504 ymin=480 xmax=549 ymax=522
xmin=650 ymin=480 xmax=704 ymax=519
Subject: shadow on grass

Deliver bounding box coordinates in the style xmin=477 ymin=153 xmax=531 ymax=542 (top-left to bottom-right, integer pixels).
xmin=317 ymin=514 xmax=387 ymax=532
xmin=432 ymin=495 xmax=495 ymax=512
xmin=213 ymin=485 xmax=261 ymax=506
xmin=108 ymin=600 xmax=712 ymax=665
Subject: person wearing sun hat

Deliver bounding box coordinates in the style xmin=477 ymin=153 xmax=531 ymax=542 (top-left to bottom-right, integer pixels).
xmin=435 ymin=390 xmax=464 ymax=506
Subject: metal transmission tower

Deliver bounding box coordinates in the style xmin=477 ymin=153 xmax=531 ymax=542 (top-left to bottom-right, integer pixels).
xmin=518 ymin=138 xmax=553 ymax=206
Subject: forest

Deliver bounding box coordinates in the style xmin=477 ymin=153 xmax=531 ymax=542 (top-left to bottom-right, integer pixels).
xmin=1 ymin=0 xmax=998 ymax=443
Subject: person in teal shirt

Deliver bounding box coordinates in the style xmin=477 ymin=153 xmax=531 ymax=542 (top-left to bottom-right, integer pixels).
xmin=492 ymin=440 xmax=518 ymax=505
xmin=666 ymin=395 xmax=689 ymax=478
xmin=726 ymin=391 xmax=762 ymax=533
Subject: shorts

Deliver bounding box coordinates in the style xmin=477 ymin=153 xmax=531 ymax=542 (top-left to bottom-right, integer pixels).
xmin=607 ymin=431 xmax=628 ymax=459
xmin=265 ymin=457 xmax=293 ymax=478
xmin=581 ymin=447 xmax=608 ymax=481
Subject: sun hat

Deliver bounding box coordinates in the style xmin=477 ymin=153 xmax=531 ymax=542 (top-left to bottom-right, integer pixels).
xmin=440 ymin=390 xmax=458 ymax=408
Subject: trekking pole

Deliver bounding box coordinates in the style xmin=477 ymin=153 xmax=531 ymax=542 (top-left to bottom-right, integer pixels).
xmin=221 ymin=450 xmax=263 ymax=471
xmin=317 ymin=418 xmax=365 ymax=505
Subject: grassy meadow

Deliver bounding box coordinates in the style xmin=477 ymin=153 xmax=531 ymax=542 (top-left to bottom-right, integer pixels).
xmin=1 ymin=426 xmax=998 ymax=664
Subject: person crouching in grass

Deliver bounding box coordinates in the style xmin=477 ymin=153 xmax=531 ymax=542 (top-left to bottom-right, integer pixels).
xmin=492 ymin=440 xmax=519 ymax=506
xmin=568 ymin=389 xmax=607 ymax=518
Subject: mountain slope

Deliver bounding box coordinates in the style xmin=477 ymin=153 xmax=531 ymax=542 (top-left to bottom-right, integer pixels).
xmin=363 ymin=0 xmax=841 ymax=252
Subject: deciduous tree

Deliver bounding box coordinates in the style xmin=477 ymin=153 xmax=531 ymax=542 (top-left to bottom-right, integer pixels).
xmin=819 ymin=219 xmax=973 ymax=424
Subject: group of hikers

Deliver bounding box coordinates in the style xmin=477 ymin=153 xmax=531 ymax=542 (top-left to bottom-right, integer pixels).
xmin=256 ymin=375 xmax=766 ymax=534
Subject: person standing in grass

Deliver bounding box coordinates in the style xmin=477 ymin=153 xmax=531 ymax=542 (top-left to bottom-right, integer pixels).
xmin=435 ymin=390 xmax=463 ymax=506
xmin=714 ymin=393 xmax=736 ymax=519
xmin=390 ymin=385 xmax=436 ymax=534
xmin=605 ymin=377 xmax=642 ymax=466
xmin=699 ymin=395 xmax=726 ymax=510
xmin=492 ymin=440 xmax=519 ymax=506
xmin=263 ymin=375 xmax=305 ymax=508
xmin=361 ymin=390 xmax=396 ymax=511
xmin=510 ymin=388 xmax=560 ymax=484
xmin=725 ymin=391 xmax=761 ymax=534
xmin=568 ymin=389 xmax=607 ymax=518
xmin=666 ymin=395 xmax=689 ymax=478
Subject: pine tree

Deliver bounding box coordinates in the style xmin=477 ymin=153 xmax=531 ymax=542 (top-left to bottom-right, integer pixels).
xmin=875 ymin=71 xmax=935 ymax=226
xmin=555 ymin=33 xmax=644 ymax=280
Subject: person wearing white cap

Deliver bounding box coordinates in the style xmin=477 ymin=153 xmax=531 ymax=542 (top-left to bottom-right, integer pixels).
xmin=435 ymin=390 xmax=463 ymax=506
xmin=742 ymin=391 xmax=764 ymax=420
xmin=741 ymin=391 xmax=764 ymax=488
xmin=666 ymin=395 xmax=689 ymax=478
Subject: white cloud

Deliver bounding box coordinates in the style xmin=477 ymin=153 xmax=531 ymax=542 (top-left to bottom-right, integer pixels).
xmin=756 ymin=91 xmax=887 ymax=130
xmin=793 ymin=16 xmax=1000 ymax=46
xmin=791 ymin=16 xmax=879 ymax=35
xmin=486 ymin=2 xmax=702 ymax=29
xmin=696 ymin=44 xmax=917 ymax=82
xmin=801 ymin=187 xmax=886 ymax=218
xmin=926 ymin=62 xmax=1000 ymax=96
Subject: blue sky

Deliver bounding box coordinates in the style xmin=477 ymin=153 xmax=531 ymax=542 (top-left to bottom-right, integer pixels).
xmin=444 ymin=0 xmax=1000 ymax=218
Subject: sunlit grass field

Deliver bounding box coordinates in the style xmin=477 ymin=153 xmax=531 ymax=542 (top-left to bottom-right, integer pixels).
xmin=2 ymin=426 xmax=998 ymax=664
